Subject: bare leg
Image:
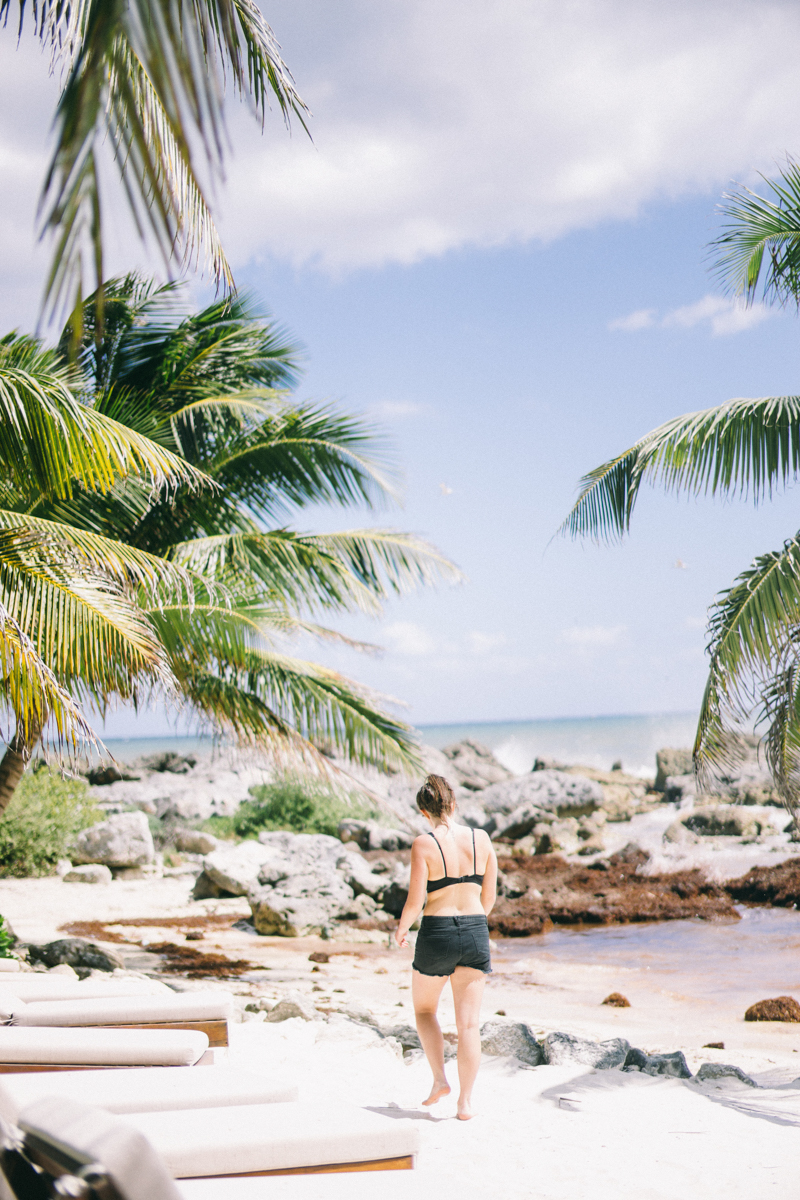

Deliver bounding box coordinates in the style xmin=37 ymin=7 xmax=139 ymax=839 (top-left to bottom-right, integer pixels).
xmin=412 ymin=968 xmax=451 ymax=1105
xmin=450 ymin=966 xmax=486 ymax=1120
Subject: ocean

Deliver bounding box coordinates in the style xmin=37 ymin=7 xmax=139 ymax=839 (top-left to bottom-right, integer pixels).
xmin=102 ymin=711 xmax=700 ymax=777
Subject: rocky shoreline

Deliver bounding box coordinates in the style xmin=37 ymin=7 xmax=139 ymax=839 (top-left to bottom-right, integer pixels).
xmin=51 ymin=735 xmax=800 ymax=942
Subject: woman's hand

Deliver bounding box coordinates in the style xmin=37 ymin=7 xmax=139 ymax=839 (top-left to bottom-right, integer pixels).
xmin=394 ymin=927 xmax=409 ymax=948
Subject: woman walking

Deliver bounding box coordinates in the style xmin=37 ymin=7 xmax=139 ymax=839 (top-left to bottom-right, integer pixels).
xmin=395 ymin=773 xmax=497 ymax=1120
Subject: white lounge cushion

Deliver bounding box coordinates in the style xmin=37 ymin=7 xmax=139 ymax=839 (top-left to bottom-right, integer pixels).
xmin=0 ymin=977 xmax=173 ymax=1002
xmin=0 ymin=1026 xmax=208 ymax=1065
xmin=125 ymin=1101 xmax=420 ymax=1177
xmin=11 ymin=989 xmax=233 ymax=1027
xmin=19 ymin=1097 xmax=182 ymax=1200
xmin=0 ymin=1066 xmax=297 ymax=1122
xmin=0 ymin=961 xmax=20 ymax=973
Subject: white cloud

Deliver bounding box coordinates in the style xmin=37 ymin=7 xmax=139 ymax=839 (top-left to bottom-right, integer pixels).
xmin=608 ymin=309 xmax=657 ymax=332
xmin=465 ymin=631 xmax=507 ymax=655
xmin=562 ymin=624 xmax=626 ymax=647
xmin=609 ymin=294 xmax=773 ymax=337
xmin=383 ymin=621 xmax=437 ymax=657
xmin=6 ymin=2 xmax=800 ymax=315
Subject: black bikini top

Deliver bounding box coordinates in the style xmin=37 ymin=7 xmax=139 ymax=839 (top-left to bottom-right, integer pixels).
xmin=426 ymin=827 xmax=484 ymax=893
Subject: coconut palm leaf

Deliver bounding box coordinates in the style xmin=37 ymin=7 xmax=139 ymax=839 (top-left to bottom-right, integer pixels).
xmin=0 ymin=603 xmax=101 ymax=760
xmin=561 ymin=396 xmax=800 ymax=542
xmin=167 ymin=528 xmax=464 ymax=615
xmin=711 ymin=159 xmax=800 ymax=305
xmin=2 ymin=0 xmax=308 ymax=318
xmin=0 ymin=338 xmax=207 ymax=502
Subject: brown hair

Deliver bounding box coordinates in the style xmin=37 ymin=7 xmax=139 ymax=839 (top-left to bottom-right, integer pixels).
xmin=416 ymin=774 xmax=456 ymax=818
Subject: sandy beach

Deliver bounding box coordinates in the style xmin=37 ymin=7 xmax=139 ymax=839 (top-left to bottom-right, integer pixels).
xmin=2 ymin=872 xmax=798 ymax=1199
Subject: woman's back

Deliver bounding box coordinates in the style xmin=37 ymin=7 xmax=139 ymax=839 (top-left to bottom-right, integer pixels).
xmin=419 ymin=822 xmax=491 ymax=916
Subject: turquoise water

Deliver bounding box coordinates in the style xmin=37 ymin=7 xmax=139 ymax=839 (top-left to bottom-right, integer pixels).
xmin=419 ymin=712 xmax=700 ymax=777
xmin=102 ymin=711 xmax=699 ymax=775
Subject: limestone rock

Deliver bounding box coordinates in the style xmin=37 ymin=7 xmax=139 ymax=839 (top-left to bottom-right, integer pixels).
xmin=695 ymin=1063 xmax=757 ymax=1087
xmin=70 ymin=811 xmax=155 ymax=868
xmin=265 ymin=991 xmax=320 ymax=1022
xmin=380 ymin=1024 xmax=421 ymax=1053
xmin=175 ymin=829 xmax=220 ymax=855
xmin=655 ymin=748 xmax=693 ymax=791
xmin=200 ymin=840 xmax=273 ymax=896
xmin=27 ymin=938 xmax=123 ymax=974
xmin=531 ymin=818 xmax=581 ymax=856
xmin=667 ymin=806 xmax=778 ymax=843
xmin=379 ymin=862 xmax=411 ymax=918
xmin=337 ymin=851 xmax=386 ymax=899
xmin=744 ymin=996 xmax=800 ymax=1022
xmin=249 ymin=870 xmax=355 ymax=937
xmin=62 ymin=864 xmax=112 ymax=885
xmin=337 ymin=819 xmax=413 ymax=851
xmin=441 ymin=740 xmax=512 ymax=791
xmin=480 ymin=1019 xmax=543 ymax=1066
xmin=623 ymin=1048 xmax=692 ymax=1078
xmin=542 ymin=1032 xmax=630 ymax=1070
xmin=482 ymin=772 xmax=603 ymax=834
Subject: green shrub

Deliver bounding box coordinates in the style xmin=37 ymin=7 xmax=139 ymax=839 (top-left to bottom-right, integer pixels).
xmin=0 ymin=770 xmax=101 ymax=878
xmin=0 ymin=916 xmax=16 ymax=958
xmin=229 ymin=777 xmax=376 ymax=840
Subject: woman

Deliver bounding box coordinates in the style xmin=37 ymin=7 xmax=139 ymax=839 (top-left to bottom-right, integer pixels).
xmin=395 ymin=773 xmax=497 ymax=1120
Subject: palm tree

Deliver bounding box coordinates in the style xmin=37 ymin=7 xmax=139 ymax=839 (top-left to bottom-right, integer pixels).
xmin=562 ymin=161 xmax=800 ymax=819
xmin=1 ymin=0 xmax=307 ymax=323
xmin=0 ymin=275 xmax=460 ymax=803
xmin=0 ymin=330 xmax=208 ymax=804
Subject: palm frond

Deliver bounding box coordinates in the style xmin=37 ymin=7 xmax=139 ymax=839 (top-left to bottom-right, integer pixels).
xmin=0 ymin=345 xmax=207 ymax=501
xmin=167 ymin=528 xmax=464 ymax=615
xmin=694 ymin=535 xmax=800 ymax=779
xmin=711 ymin=158 xmax=800 ymax=305
xmin=562 ymin=396 xmax=800 ymax=542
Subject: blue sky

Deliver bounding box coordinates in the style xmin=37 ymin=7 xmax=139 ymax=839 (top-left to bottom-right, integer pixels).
xmin=3 ymin=1 xmax=800 ymax=734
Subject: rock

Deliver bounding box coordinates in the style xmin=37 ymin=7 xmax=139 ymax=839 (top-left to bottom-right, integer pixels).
xmin=482 ymin=772 xmax=603 ymax=837
xmin=70 ymin=811 xmax=155 ymax=869
xmin=380 ymin=1024 xmax=421 ymax=1053
xmin=530 ymin=818 xmax=581 ymax=855
xmin=441 ymin=740 xmax=512 ymax=791
xmin=308 ymin=952 xmax=329 ymax=963
xmin=191 ymin=871 xmax=230 ymax=900
xmin=379 ymin=862 xmax=411 ymax=919
xmin=337 ymin=819 xmax=413 ymax=852
xmin=135 ymin=751 xmax=197 ymax=774
xmin=623 ymin=1048 xmax=692 ymax=1078
xmin=55 ymin=859 xmax=73 ymax=877
xmin=265 ymin=991 xmax=320 ymax=1022
xmin=655 ymin=748 xmax=693 ymax=791
xmin=200 ymin=840 xmax=274 ymax=895
xmin=744 ymin=996 xmax=800 ymax=1022
xmin=480 ymin=1019 xmax=543 ymax=1066
xmin=249 ymin=869 xmax=355 ymax=937
xmin=85 ymin=764 xmax=141 ymax=786
xmin=695 ymin=1063 xmax=757 ymax=1087
xmin=27 ymin=938 xmax=123 ymax=974
xmin=336 ymin=851 xmax=386 ymax=899
xmin=175 ymin=830 xmax=220 ymax=855
xmin=542 ymin=1032 xmax=630 ymax=1070
xmin=663 ymin=774 xmax=696 ymax=803
xmin=47 ymin=964 xmax=79 ymax=978
xmin=602 ymin=993 xmax=630 ymax=1008
xmin=62 ymin=864 xmax=113 ymax=885
xmin=497 ymin=871 xmax=530 ymax=899
xmin=681 ymin=806 xmax=773 ymax=839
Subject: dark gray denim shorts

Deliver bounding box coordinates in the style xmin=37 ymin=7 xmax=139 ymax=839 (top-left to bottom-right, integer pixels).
xmin=412 ymin=914 xmax=492 ymax=977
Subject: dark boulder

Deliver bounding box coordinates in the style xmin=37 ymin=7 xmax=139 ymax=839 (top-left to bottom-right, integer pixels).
xmin=26 ymin=938 xmax=123 ymax=975
xmin=623 ymin=1048 xmax=692 ymax=1078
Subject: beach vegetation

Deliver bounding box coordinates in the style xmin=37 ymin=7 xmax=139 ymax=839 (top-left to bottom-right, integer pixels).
xmin=562 ymin=159 xmax=800 ymax=822
xmin=233 ymin=777 xmax=376 ymax=839
xmin=0 ymin=769 xmax=100 ymax=877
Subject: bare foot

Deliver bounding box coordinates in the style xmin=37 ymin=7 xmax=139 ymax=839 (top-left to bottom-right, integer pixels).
xmin=457 ymin=1101 xmax=475 ymax=1121
xmin=422 ymin=1080 xmax=451 ymax=1107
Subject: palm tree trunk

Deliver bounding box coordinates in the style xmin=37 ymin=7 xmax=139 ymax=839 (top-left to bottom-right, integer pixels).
xmin=0 ymin=717 xmax=45 ymax=815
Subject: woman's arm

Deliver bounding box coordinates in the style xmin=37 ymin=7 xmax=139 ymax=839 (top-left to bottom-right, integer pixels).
xmin=481 ymin=833 xmax=498 ymax=916
xmin=394 ymin=838 xmax=429 ymax=948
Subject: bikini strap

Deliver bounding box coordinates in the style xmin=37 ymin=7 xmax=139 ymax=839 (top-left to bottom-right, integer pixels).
xmin=472 ymin=826 xmax=477 ymax=874
xmin=428 ymin=830 xmax=448 ymax=874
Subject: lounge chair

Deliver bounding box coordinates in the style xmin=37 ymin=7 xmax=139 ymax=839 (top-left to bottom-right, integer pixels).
xmin=0 ymin=989 xmax=232 ymax=1047
xmin=0 ymin=1065 xmax=297 ymax=1122
xmin=1 ymin=1095 xmax=419 ymax=1193
xmin=0 ymin=977 xmax=173 ymax=1002
xmin=0 ymin=1027 xmax=210 ymax=1072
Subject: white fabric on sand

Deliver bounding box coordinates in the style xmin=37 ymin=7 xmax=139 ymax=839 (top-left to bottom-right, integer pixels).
xmin=8 ymin=990 xmax=233 ymax=1027
xmin=0 ymin=1026 xmax=208 ymax=1065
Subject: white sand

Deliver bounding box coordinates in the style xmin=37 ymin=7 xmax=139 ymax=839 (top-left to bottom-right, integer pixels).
xmin=1 ymin=876 xmax=798 ymax=1199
